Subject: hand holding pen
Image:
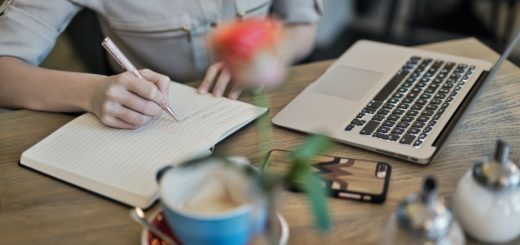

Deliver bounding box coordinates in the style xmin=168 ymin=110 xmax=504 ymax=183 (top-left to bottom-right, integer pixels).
xmin=87 ymin=38 xmax=178 ymax=129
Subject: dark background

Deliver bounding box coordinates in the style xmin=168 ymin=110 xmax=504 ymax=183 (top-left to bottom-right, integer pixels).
xmin=1 ymin=0 xmax=517 ymax=72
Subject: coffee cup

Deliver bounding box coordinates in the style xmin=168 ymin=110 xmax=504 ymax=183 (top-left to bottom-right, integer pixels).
xmin=156 ymin=156 xmax=267 ymax=245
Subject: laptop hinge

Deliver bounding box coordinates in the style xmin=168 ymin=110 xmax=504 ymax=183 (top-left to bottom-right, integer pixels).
xmin=432 ymin=70 xmax=490 ymax=149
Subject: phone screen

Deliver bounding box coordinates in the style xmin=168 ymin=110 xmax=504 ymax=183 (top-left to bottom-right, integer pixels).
xmin=263 ymin=150 xmax=391 ymax=203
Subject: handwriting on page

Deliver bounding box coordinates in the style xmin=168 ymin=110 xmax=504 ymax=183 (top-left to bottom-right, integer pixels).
xmin=148 ymin=83 xmax=264 ymax=143
xmin=151 ymin=99 xmax=259 ymax=142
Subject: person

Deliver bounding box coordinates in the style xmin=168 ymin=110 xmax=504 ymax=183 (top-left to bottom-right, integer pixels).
xmin=0 ymin=0 xmax=322 ymax=129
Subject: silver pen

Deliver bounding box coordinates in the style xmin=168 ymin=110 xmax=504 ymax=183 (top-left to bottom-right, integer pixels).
xmin=101 ymin=37 xmax=179 ymax=121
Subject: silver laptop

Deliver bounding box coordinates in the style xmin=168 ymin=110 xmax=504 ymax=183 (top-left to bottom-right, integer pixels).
xmin=273 ymin=31 xmax=520 ymax=164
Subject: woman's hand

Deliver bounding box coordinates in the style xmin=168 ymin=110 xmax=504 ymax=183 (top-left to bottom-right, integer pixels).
xmin=197 ymin=62 xmax=243 ymax=100
xmin=89 ymin=69 xmax=171 ymax=129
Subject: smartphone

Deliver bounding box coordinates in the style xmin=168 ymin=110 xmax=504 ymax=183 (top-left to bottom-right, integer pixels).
xmin=262 ymin=149 xmax=391 ymax=203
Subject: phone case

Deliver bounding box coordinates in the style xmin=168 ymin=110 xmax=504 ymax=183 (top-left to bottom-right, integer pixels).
xmin=262 ymin=149 xmax=392 ymax=203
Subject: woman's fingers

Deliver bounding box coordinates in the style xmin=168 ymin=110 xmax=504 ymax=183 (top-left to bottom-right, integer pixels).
xmin=91 ymin=69 xmax=173 ymax=129
xmin=120 ymin=72 xmax=168 ymax=108
xmin=117 ymin=89 xmax=163 ymax=117
xmin=227 ymin=81 xmax=243 ymax=100
xmin=101 ymin=115 xmax=139 ymax=129
xmin=139 ymin=69 xmax=171 ymax=96
xmin=212 ymin=69 xmax=232 ymax=97
xmin=198 ymin=62 xmax=224 ymax=94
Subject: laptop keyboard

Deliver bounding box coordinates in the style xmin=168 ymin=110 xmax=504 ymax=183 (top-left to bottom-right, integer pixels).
xmin=345 ymin=56 xmax=476 ymax=147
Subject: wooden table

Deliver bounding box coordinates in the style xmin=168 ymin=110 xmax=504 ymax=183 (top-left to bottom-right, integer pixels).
xmin=1 ymin=38 xmax=520 ymax=244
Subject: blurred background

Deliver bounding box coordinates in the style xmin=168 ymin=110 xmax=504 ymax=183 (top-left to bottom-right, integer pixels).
xmin=12 ymin=0 xmax=520 ymax=73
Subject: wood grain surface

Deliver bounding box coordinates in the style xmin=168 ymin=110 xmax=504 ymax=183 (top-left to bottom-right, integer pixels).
xmin=1 ymin=38 xmax=519 ymax=244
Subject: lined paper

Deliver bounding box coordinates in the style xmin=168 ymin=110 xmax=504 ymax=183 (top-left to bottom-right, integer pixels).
xmin=22 ymin=114 xmax=208 ymax=199
xmin=20 ymin=82 xmax=267 ymax=207
xmin=150 ymin=83 xmax=267 ymax=143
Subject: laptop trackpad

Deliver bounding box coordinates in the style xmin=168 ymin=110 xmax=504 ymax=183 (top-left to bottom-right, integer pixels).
xmin=312 ymin=65 xmax=383 ymax=101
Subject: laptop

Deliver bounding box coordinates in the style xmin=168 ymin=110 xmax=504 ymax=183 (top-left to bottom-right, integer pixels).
xmin=273 ymin=30 xmax=520 ymax=164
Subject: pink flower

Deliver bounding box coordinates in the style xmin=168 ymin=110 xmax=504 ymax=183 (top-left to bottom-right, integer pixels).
xmin=210 ymin=19 xmax=286 ymax=89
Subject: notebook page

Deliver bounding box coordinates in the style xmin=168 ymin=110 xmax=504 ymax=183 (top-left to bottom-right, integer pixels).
xmin=21 ymin=113 xmax=210 ymax=207
xmin=149 ymin=82 xmax=267 ymax=143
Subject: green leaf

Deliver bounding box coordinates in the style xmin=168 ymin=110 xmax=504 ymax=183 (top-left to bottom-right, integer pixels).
xmin=285 ymin=134 xmax=333 ymax=231
xmin=297 ymin=171 xmax=332 ymax=231
xmin=290 ymin=134 xmax=333 ymax=164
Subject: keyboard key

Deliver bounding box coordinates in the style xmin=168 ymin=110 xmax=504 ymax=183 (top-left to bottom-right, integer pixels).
xmin=377 ymin=109 xmax=390 ymax=115
xmin=362 ymin=107 xmax=376 ymax=114
xmin=388 ymin=134 xmax=400 ymax=141
xmin=407 ymin=127 xmax=421 ymax=135
xmin=421 ymin=110 xmax=435 ymax=117
xmin=424 ymin=88 xmax=436 ymax=94
xmin=360 ymin=121 xmax=380 ymax=135
xmin=372 ymin=114 xmax=385 ymax=121
xmin=382 ymin=103 xmax=395 ymax=110
xmin=373 ymin=71 xmax=410 ymax=101
xmin=367 ymin=100 xmax=383 ymax=108
xmin=442 ymin=83 xmax=454 ymax=89
xmin=418 ymin=133 xmax=428 ymax=139
xmin=406 ymin=110 xmax=419 ymax=117
xmin=402 ymin=97 xmax=414 ymax=104
xmin=420 ymin=93 xmax=432 ymax=100
xmin=400 ymin=134 xmax=416 ymax=144
xmin=413 ymin=140 xmax=423 ymax=147
xmin=407 ymin=93 xmax=418 ymax=98
xmin=388 ymin=114 xmax=400 ymax=121
xmin=430 ymin=99 xmax=442 ymax=105
xmin=382 ymin=120 xmax=396 ymax=127
xmin=428 ymin=120 xmax=437 ymax=127
xmin=412 ymin=87 xmax=422 ymax=93
xmin=345 ymin=124 xmax=355 ymax=131
xmin=423 ymin=126 xmax=433 ymax=133
xmin=389 ymin=97 xmax=400 ymax=104
xmin=397 ymin=121 xmax=410 ymax=128
xmin=393 ymin=108 xmax=406 ymax=115
xmin=434 ymin=93 xmax=446 ymax=99
xmin=373 ymin=132 xmax=389 ymax=139
xmin=415 ymin=99 xmax=428 ymax=105
xmin=426 ymin=104 xmax=438 ymax=111
xmin=351 ymin=119 xmax=366 ymax=126
xmin=392 ymin=127 xmax=405 ymax=135
xmin=411 ymin=104 xmax=423 ymax=111
xmin=356 ymin=113 xmax=365 ymax=119
xmin=398 ymin=103 xmax=410 ymax=109
xmin=377 ymin=126 xmax=391 ymax=134
xmin=439 ymin=88 xmax=450 ymax=94
xmin=413 ymin=121 xmax=425 ymax=128
xmin=401 ymin=116 xmax=414 ymax=122
xmin=416 ymin=115 xmax=429 ymax=122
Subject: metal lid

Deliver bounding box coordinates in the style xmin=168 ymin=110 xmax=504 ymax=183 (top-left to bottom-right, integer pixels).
xmin=397 ymin=177 xmax=453 ymax=241
xmin=473 ymin=140 xmax=520 ymax=190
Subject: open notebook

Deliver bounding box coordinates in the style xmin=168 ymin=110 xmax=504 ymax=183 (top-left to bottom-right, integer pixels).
xmin=20 ymin=82 xmax=267 ymax=208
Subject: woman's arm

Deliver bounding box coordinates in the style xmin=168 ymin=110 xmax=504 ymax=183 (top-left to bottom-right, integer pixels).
xmin=0 ymin=56 xmax=171 ymax=129
xmin=277 ymin=24 xmax=317 ymax=64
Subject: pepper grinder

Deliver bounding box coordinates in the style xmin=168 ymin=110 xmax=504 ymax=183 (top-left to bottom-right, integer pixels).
xmin=453 ymin=140 xmax=520 ymax=243
xmin=382 ymin=177 xmax=464 ymax=245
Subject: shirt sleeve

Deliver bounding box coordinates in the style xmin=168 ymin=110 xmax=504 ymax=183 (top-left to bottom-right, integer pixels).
xmin=0 ymin=0 xmax=81 ymax=65
xmin=271 ymin=0 xmax=323 ymax=24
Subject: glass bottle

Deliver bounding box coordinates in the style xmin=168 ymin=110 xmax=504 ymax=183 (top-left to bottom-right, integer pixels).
xmin=382 ymin=177 xmax=464 ymax=245
xmin=453 ymin=140 xmax=520 ymax=243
